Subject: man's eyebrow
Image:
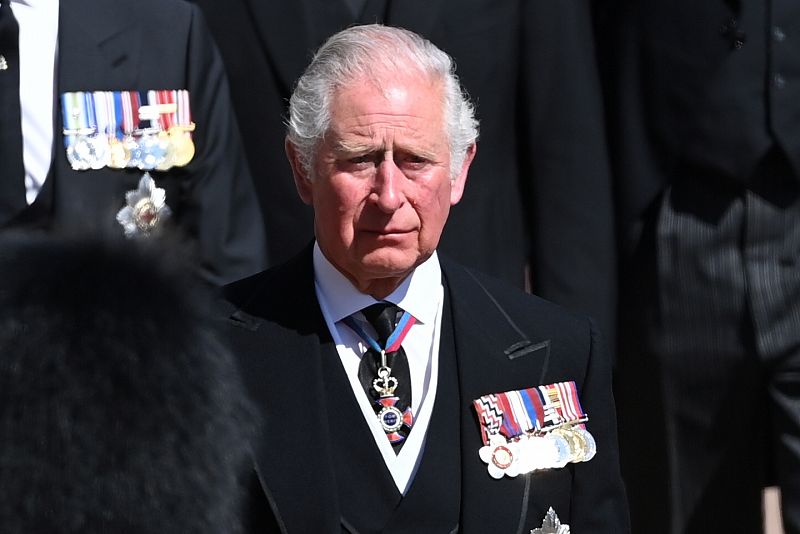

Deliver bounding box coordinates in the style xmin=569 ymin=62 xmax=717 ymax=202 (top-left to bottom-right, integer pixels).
xmin=331 ymin=138 xmax=380 ymax=154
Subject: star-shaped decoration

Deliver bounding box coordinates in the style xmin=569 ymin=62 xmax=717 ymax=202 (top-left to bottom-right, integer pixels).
xmin=116 ymin=173 xmax=171 ymax=238
xmin=531 ymin=508 xmax=570 ymax=534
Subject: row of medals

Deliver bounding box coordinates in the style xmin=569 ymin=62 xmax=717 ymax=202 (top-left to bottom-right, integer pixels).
xmin=65 ymin=124 xmax=195 ymax=172
xmin=489 ymin=423 xmax=596 ymax=475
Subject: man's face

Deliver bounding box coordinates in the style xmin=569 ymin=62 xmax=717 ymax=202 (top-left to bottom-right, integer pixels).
xmin=288 ymin=73 xmax=474 ymax=295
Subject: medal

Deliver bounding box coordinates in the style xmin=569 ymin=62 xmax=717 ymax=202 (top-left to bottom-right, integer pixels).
xmin=116 ymin=173 xmax=172 ymax=238
xmin=104 ymin=91 xmax=129 ymax=169
xmin=531 ymin=508 xmax=570 ymax=534
xmin=136 ymin=129 xmax=168 ymax=170
xmin=369 ymin=353 xmax=414 ymax=442
xmin=86 ymin=134 xmax=110 ymax=170
xmin=120 ymin=91 xmax=142 ymax=168
xmin=167 ymin=126 xmax=196 ymax=167
xmin=137 ymin=95 xmax=168 ymax=170
xmin=62 ymin=92 xmax=93 ymax=170
xmin=343 ymin=309 xmax=417 ymax=444
xmin=575 ymin=426 xmax=597 ymax=462
xmin=478 ymin=434 xmax=521 ymax=479
xmin=108 ymin=137 xmax=130 ymax=169
xmin=167 ymin=90 xmax=195 ymax=167
xmin=65 ymin=130 xmax=95 ymax=171
xmin=84 ymin=92 xmax=110 ymax=169
xmin=473 ymin=381 xmax=597 ymax=479
xmin=61 ymin=89 xmax=194 ymax=171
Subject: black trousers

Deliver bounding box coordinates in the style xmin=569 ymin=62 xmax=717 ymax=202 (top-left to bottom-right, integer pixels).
xmin=616 ymin=149 xmax=800 ymax=534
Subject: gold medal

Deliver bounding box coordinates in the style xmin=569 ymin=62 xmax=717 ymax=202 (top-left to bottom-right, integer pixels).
xmin=167 ymin=127 xmax=195 ymax=167
xmin=156 ymin=130 xmax=173 ymax=171
xmin=554 ymin=426 xmax=587 ymax=463
xmin=108 ymin=137 xmax=130 ymax=169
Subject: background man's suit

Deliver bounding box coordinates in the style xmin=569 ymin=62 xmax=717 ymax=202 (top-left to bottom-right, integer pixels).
xmin=4 ymin=0 xmax=267 ymax=285
xmin=193 ymin=0 xmax=616 ymax=340
xmin=596 ymin=0 xmax=800 ymax=531
xmin=223 ymin=246 xmax=628 ymax=533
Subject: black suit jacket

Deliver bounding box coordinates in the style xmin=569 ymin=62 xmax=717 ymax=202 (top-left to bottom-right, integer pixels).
xmin=222 ymin=246 xmax=629 ymax=533
xmin=24 ymin=0 xmax=267 ymax=285
xmin=195 ymin=0 xmax=617 ymax=341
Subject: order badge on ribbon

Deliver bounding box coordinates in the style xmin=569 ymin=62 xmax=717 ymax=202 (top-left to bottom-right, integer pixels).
xmin=472 ymin=381 xmax=596 ymax=480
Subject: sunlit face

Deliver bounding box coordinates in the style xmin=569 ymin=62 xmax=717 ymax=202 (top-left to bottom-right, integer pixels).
xmin=287 ymin=72 xmax=475 ymax=296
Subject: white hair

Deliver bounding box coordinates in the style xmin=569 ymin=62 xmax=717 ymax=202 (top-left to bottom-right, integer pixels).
xmin=286 ymin=24 xmax=479 ymax=178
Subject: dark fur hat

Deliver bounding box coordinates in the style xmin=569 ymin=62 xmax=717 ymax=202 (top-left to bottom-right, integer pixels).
xmin=0 ymin=233 xmax=255 ymax=533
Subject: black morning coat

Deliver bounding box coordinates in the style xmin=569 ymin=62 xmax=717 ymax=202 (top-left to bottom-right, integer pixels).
xmin=222 ymin=245 xmax=630 ymax=533
xmin=5 ymin=0 xmax=267 ymax=285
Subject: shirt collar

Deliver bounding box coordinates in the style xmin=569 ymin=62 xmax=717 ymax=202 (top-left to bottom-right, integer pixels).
xmin=313 ymin=242 xmax=442 ymax=326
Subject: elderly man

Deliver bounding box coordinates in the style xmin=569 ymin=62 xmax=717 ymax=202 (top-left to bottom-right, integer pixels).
xmin=224 ymin=25 xmax=629 ymax=533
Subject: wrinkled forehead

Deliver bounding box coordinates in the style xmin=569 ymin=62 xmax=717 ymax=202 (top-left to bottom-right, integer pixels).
xmin=330 ymin=68 xmax=446 ymax=115
xmin=327 ymin=74 xmax=447 ymax=138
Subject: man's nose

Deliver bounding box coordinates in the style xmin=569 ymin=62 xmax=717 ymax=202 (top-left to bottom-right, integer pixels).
xmin=372 ymin=158 xmax=404 ymax=212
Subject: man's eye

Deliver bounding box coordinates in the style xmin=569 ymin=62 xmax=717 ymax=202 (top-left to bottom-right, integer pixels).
xmin=349 ymin=155 xmax=371 ymax=164
xmin=398 ymin=155 xmax=429 ymax=168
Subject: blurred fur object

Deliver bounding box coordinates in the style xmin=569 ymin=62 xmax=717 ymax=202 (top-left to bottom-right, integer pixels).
xmin=0 ymin=233 xmax=255 ymax=533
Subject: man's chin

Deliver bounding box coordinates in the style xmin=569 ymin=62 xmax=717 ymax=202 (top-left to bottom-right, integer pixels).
xmin=355 ymin=248 xmax=419 ymax=276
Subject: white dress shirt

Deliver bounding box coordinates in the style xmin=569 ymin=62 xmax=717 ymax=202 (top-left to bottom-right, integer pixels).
xmin=10 ymin=0 xmax=59 ymax=204
xmin=313 ymin=243 xmax=444 ymax=494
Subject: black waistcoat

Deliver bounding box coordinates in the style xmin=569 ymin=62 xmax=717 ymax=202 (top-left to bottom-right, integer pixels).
xmin=321 ymin=297 xmax=461 ymax=534
xmin=635 ymin=0 xmax=800 ymax=181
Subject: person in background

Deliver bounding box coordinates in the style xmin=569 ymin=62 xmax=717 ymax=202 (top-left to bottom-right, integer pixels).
xmin=0 ymin=0 xmax=267 ymax=285
xmin=0 ymin=233 xmax=257 ymax=533
xmin=596 ymin=0 xmax=800 ymax=531
xmin=223 ymin=24 xmax=629 ymax=533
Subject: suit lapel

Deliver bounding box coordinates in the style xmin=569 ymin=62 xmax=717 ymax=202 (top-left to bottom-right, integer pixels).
xmin=227 ymin=248 xmax=341 ymax=533
xmin=58 ymin=0 xmax=142 ymax=90
xmin=442 ymin=260 xmax=552 ymax=534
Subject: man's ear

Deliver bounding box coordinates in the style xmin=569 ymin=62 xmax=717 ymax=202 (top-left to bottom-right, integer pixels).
xmin=285 ymin=138 xmax=313 ymax=205
xmin=449 ymin=143 xmax=476 ymax=206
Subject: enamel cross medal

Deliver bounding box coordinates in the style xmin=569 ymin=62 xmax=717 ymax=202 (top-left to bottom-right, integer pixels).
xmin=343 ymin=306 xmax=416 ymax=445
xmin=372 ymin=350 xmax=414 ymax=441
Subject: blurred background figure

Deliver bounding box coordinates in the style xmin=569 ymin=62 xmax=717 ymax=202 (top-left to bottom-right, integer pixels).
xmin=0 ymin=0 xmax=267 ymax=285
xmin=192 ymin=0 xmax=616 ymax=341
xmin=596 ymin=0 xmax=800 ymax=532
xmin=0 ymin=233 xmax=257 ymax=533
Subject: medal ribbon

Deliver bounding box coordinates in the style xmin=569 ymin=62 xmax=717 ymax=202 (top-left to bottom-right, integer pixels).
xmin=120 ymin=91 xmax=140 ymax=135
xmin=103 ymin=91 xmax=117 ymax=139
xmin=92 ymin=91 xmax=110 ymax=139
xmin=473 ymin=381 xmax=585 ymax=446
xmin=61 ymin=91 xmax=89 ymax=146
xmin=342 ymin=309 xmax=416 ymax=354
xmin=83 ymin=91 xmax=98 ymax=134
xmin=538 ymin=382 xmax=588 ymax=427
xmin=176 ymin=89 xmax=192 ymax=127
xmin=161 ymin=90 xmax=176 ymax=130
xmin=112 ymin=92 xmax=125 ymax=140
xmin=146 ymin=90 xmax=161 ymax=130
